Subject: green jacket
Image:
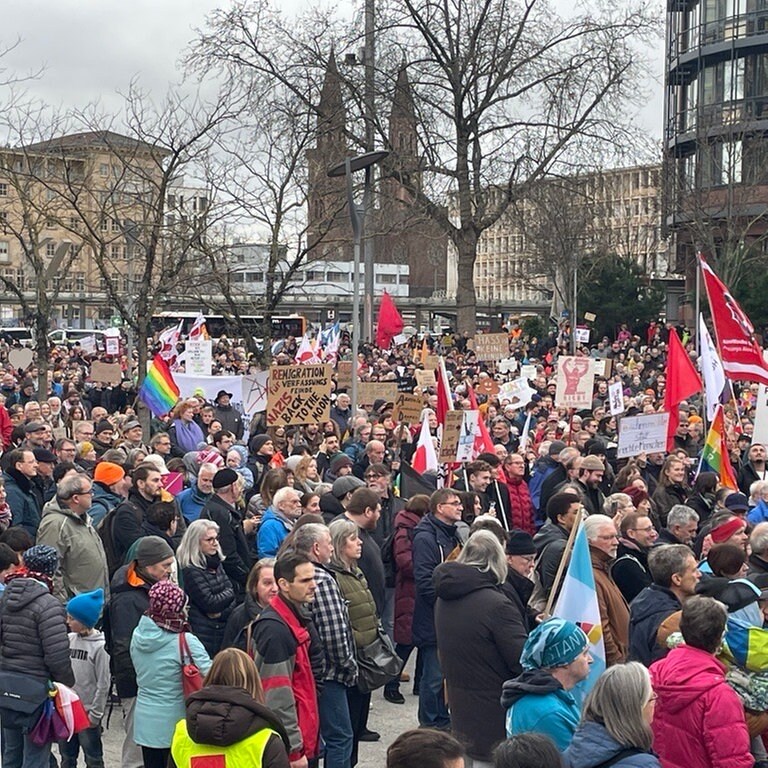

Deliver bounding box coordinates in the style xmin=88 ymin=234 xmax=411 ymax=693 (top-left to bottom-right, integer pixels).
xmin=36 ymin=497 xmax=110 ymax=603
xmin=330 ymin=563 xmax=378 ymax=649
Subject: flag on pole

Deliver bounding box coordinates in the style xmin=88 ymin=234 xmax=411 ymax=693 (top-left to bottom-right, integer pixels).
xmin=375 ymin=291 xmax=404 ymax=349
xmin=139 ymin=356 xmax=180 ymax=417
xmin=295 ymin=334 xmax=322 ymax=364
xmin=188 ymin=312 xmax=209 ymax=340
xmin=319 ymin=323 xmax=341 ymax=365
xmin=699 ymin=253 xmax=768 ymax=385
xmin=664 ymin=328 xmax=702 ymax=451
xmin=466 ymin=383 xmax=495 ymax=459
xmin=412 ymin=416 xmax=439 ymax=474
xmin=435 ymin=356 xmax=453 ymax=427
xmin=698 ymin=315 xmax=727 ymax=421
xmin=158 ymin=321 xmax=183 ymax=365
xmin=519 ymin=410 xmax=534 ymax=453
xmin=553 ymin=519 xmax=606 ymax=705
xmin=698 ymin=404 xmax=738 ymax=489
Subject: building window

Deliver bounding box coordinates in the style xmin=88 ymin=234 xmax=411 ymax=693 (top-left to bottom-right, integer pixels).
xmin=327 ymin=271 xmax=347 ymax=282
xmin=75 ymin=273 xmax=85 ymax=291
xmin=0 ymin=183 xmax=7 ymax=197
xmin=111 ymin=219 xmax=120 ymax=233
xmin=379 ymin=273 xmax=397 ymax=284
xmin=99 ymin=163 xmax=109 ymax=178
xmin=46 ymin=242 xmax=56 ymax=258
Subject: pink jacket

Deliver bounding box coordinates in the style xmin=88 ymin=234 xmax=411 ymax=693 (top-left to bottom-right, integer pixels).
xmin=650 ymin=644 xmax=752 ymax=768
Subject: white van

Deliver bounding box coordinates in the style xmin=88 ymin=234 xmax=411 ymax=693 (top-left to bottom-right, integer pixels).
xmin=48 ymin=329 xmax=107 ymax=347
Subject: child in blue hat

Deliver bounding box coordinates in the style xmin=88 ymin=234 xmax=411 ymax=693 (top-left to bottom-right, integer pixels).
xmin=61 ymin=589 xmax=109 ymax=768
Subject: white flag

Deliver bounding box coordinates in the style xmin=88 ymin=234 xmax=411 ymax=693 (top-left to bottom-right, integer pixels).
xmin=699 ymin=315 xmax=726 ymax=421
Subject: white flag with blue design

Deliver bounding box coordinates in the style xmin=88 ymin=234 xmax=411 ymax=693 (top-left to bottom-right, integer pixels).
xmin=553 ymin=519 xmax=606 ymax=704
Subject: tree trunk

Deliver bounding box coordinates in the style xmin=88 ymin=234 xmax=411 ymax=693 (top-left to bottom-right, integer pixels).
xmin=455 ymin=233 xmax=478 ymax=335
xmin=34 ymin=307 xmax=49 ymax=403
xmin=135 ymin=312 xmax=151 ymax=433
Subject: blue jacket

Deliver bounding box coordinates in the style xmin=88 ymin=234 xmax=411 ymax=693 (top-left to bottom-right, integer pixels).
xmin=565 ymin=721 xmax=661 ymax=767
xmin=257 ymin=508 xmax=292 ymax=558
xmin=748 ymin=499 xmax=768 ymax=526
xmin=411 ymin=514 xmax=459 ymax=647
xmin=90 ymin=482 xmax=124 ymax=527
xmin=501 ymin=669 xmax=580 ymax=751
xmin=176 ymin=485 xmax=212 ymax=523
xmin=628 ymin=584 xmax=681 ymax=667
xmin=129 ymin=615 xmax=211 ymax=748
xmin=3 ymin=469 xmax=41 ymax=538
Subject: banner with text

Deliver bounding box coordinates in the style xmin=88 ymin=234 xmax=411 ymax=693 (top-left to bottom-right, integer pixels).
xmin=617 ymin=413 xmax=670 ymax=458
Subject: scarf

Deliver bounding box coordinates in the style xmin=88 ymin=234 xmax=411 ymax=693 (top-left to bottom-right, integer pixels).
xmin=173 ymin=418 xmax=205 ymax=453
xmin=6 ymin=568 xmax=54 ymax=594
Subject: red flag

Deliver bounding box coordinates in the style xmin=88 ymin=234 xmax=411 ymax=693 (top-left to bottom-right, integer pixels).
xmin=435 ymin=356 xmax=453 ymax=427
xmin=699 ymin=253 xmax=768 ymax=384
xmin=375 ymin=291 xmax=404 ymax=348
xmin=466 ymin=383 xmax=495 ymax=458
xmin=664 ymin=328 xmax=702 ymax=450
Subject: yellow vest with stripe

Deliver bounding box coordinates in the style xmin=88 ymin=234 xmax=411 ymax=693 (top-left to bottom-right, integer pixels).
xmin=171 ymin=718 xmax=279 ymax=768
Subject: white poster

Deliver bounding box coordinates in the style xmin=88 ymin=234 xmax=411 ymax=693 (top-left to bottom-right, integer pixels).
xmin=456 ymin=410 xmax=480 ymax=463
xmin=753 ymin=384 xmax=768 ymax=446
xmin=498 ymin=377 xmax=537 ymax=409
xmin=608 ymin=381 xmax=625 ymax=416
xmin=574 ymin=327 xmax=590 ymax=344
xmin=555 ymin=357 xmax=595 ymax=409
xmin=243 ymin=370 xmax=270 ymax=416
xmin=617 ymin=413 xmax=670 ymax=458
xmin=184 ymin=339 xmax=213 ymax=376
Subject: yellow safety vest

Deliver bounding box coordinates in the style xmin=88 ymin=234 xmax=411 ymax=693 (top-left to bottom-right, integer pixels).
xmin=171 ymin=718 xmax=279 ymax=768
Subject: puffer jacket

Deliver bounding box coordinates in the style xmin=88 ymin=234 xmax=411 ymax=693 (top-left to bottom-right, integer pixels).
xmin=106 ymin=563 xmax=153 ymax=698
xmin=651 ymin=484 xmax=688 ymax=526
xmin=329 ymin=563 xmax=378 ymax=650
xmin=565 ymin=721 xmax=661 ymax=767
xmin=0 ymin=575 xmax=75 ymax=685
xmin=393 ymin=508 xmax=421 ymax=645
xmin=650 ymin=644 xmax=753 ymax=768
xmin=628 ymin=584 xmax=681 ymax=667
xmin=505 ymin=476 xmax=535 ymax=534
xmin=35 ymin=496 xmax=110 ymax=603
xmin=172 ymin=685 xmax=290 ymax=768
xmin=3 ymin=468 xmax=42 ymax=538
xmin=182 ymin=556 xmax=236 ymax=657
xmin=434 ymin=562 xmax=526 ymax=761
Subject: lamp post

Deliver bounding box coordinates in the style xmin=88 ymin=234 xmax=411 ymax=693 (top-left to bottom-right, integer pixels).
xmin=328 ymin=150 xmax=390 ymax=416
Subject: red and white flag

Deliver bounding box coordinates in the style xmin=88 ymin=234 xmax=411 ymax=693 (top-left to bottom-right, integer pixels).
xmin=699 ymin=253 xmax=768 ymax=385
xmin=188 ymin=312 xmax=209 ymax=340
xmin=158 ymin=321 xmax=183 ymax=366
xmin=466 ymin=383 xmax=495 ymax=459
xmin=435 ymin=356 xmax=453 ymax=427
xmin=412 ymin=415 xmax=438 ymax=474
xmin=295 ymin=335 xmax=322 ymax=364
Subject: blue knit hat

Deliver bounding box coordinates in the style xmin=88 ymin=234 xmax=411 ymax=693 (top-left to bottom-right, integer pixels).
xmin=521 ymin=618 xmax=589 ymax=670
xmin=66 ymin=589 xmax=104 ymax=629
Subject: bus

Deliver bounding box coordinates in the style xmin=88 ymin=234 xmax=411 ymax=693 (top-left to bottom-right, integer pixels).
xmin=149 ymin=312 xmax=306 ymax=340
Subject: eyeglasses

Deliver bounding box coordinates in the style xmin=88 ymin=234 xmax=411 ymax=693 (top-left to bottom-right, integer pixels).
xmin=203 ymin=536 xmax=219 ymax=543
xmin=441 ymin=500 xmax=463 ymax=507
xmin=631 ymin=525 xmax=656 ymax=533
xmin=596 ymin=533 xmax=619 ymax=541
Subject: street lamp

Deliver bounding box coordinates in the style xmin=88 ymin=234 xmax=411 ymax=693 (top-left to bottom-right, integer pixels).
xmin=328 ymin=150 xmax=390 ymax=416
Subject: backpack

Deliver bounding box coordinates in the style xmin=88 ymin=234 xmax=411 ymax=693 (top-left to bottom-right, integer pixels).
xmin=98 ymin=500 xmax=142 ymax=578
xmin=381 ymin=524 xmax=415 ymax=588
xmin=593 ymin=748 xmax=646 ymax=768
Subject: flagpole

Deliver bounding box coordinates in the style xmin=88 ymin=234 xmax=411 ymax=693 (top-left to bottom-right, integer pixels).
xmin=545 ymin=510 xmax=584 ymax=617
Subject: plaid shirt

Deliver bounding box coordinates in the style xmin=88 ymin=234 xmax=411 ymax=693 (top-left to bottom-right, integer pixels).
xmin=310 ymin=563 xmax=358 ymax=686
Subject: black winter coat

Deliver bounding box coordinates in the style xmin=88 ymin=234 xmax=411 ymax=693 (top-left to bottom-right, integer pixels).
xmin=200 ymin=495 xmax=252 ymax=594
xmin=111 ymin=491 xmax=155 ymax=565
xmin=222 ymin=592 xmax=265 ymax=650
xmin=628 ymin=584 xmax=681 ymax=667
xmin=0 ymin=576 xmax=74 ymax=686
xmin=434 ymin=563 xmax=526 ymax=761
xmin=182 ymin=556 xmax=236 ymax=657
xmin=107 ymin=563 xmax=152 ymax=697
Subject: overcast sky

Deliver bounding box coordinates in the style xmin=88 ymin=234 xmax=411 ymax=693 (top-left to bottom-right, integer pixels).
xmin=2 ymin=0 xmax=664 ymax=139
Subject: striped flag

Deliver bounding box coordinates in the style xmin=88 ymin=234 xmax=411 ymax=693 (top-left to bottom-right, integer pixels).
xmin=139 ymin=356 xmax=180 ymax=417
xmin=412 ymin=415 xmax=439 ymax=474
xmin=698 ymin=403 xmax=738 ymax=489
xmin=553 ymin=519 xmax=606 ymax=705
xmin=319 ymin=323 xmax=341 ymax=365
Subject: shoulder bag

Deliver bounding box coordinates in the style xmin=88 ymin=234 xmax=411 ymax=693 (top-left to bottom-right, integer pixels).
xmin=179 ymin=634 xmax=204 ymax=697
xmin=356 ymin=625 xmax=403 ymax=693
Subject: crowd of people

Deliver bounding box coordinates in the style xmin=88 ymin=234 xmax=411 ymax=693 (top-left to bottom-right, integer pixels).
xmin=0 ymin=318 xmax=766 ymax=768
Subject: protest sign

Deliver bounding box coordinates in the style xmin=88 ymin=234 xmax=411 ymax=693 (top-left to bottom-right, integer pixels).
xmin=574 ymin=327 xmax=590 ymax=344
xmin=184 ymin=339 xmax=213 ymax=376
xmin=91 ymin=361 xmax=122 ymax=386
xmin=753 ymin=385 xmax=768 ymax=446
xmin=469 ymin=333 xmax=509 ymax=361
xmin=498 ymin=358 xmax=518 ymax=374
xmin=243 ymin=370 xmax=270 ymax=416
xmin=423 ymin=356 xmax=439 ymax=370
xmin=555 ymin=357 xmax=595 ymax=409
xmin=520 ymin=364 xmax=537 ymax=380
xmin=8 ymin=348 xmax=33 ymax=370
xmin=266 ymin=364 xmax=332 ymax=426
xmin=608 ymin=381 xmax=625 ymax=416
xmin=358 ymin=382 xmax=398 ymax=408
xmin=415 ymin=369 xmax=436 ymax=388
xmin=593 ymin=359 xmax=612 ymax=378
xmin=176 ymin=374 xmax=244 ymax=417
xmin=476 ymin=377 xmax=500 ymax=397
xmin=617 ymin=413 xmax=670 ymax=458
xmin=392 ymin=392 xmax=424 ymax=424
xmin=498 ymin=377 xmax=537 ymax=409
xmin=105 ymin=336 xmax=120 ymax=356
xmin=438 ymin=411 xmax=464 ymax=463
xmin=336 ymin=361 xmax=353 ymax=390
xmin=584 ymin=312 xmax=597 ymax=322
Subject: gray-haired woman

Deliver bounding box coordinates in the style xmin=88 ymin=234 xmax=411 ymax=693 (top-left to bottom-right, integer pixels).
xmin=433 ymin=529 xmax=528 ymax=766
xmin=177 ymin=519 xmax=235 ymax=657
xmin=564 ymin=662 xmax=661 ymax=767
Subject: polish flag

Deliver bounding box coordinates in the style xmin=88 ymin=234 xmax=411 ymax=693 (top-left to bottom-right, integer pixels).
xmin=295 ymin=334 xmax=322 ymax=364
xmin=412 ymin=416 xmax=438 ymax=474
xmin=467 ymin=383 xmax=495 ymax=459
xmin=435 ymin=356 xmax=453 ymax=427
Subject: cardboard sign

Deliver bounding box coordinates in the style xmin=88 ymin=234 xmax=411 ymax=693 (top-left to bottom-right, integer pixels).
xmin=392 ymin=392 xmax=424 ymax=424
xmin=438 ymin=410 xmax=479 ymax=463
xmin=185 ymin=339 xmax=213 ymax=376
xmin=336 ymin=361 xmax=353 ymax=390
xmin=358 ymin=382 xmax=398 ymax=408
xmin=476 ymin=377 xmax=500 ymax=397
xmin=584 ymin=312 xmax=597 ymax=322
xmin=415 ymin=369 xmax=436 ymax=388
xmin=266 ymin=364 xmax=332 ymax=426
xmin=469 ymin=333 xmax=509 ymax=361
xmin=608 ymin=381 xmax=625 ymax=416
xmin=617 ymin=413 xmax=670 ymax=458
xmin=593 ymin=359 xmax=612 ymax=378
xmin=91 ymin=361 xmax=122 ymax=385
xmin=555 ymin=357 xmax=595 ymax=409
xmin=423 ymin=356 xmax=439 ymax=370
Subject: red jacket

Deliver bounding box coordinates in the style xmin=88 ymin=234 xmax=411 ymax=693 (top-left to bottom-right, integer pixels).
xmin=504 ymin=476 xmax=535 ymax=534
xmin=650 ymin=644 xmax=752 ymax=768
xmin=0 ymin=405 xmax=12 ymax=449
xmin=393 ymin=508 xmax=422 ymax=645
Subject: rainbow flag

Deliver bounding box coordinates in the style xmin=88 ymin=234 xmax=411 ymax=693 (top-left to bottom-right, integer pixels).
xmin=698 ymin=403 xmax=738 ymax=489
xmin=139 ymin=355 xmax=180 ymax=417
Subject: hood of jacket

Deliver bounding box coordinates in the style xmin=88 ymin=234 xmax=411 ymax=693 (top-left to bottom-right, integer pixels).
xmin=42 ymin=496 xmax=85 ymax=523
xmin=650 ymin=644 xmax=726 ymax=713
xmin=630 ymin=584 xmax=680 ymax=624
xmin=533 ymin=521 xmax=568 ymax=551
xmin=2 ymin=576 xmax=51 ymax=612
xmin=500 ymin=668 xmax=563 ymax=709
xmin=185 ymin=684 xmax=290 ymax=749
xmin=131 ymin=613 xmax=175 ymax=653
xmin=110 ymin=563 xmax=152 ymax=596
xmin=433 ymin=561 xmax=499 ymax=601
xmin=566 ymin=720 xmax=648 ymax=768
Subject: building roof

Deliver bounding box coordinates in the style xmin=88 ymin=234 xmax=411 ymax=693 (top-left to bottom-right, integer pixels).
xmin=22 ymin=130 xmax=168 ymax=156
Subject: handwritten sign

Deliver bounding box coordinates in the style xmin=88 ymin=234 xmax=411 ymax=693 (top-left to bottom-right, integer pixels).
xmin=469 ymin=333 xmax=509 ymax=361
xmin=266 ymin=364 xmax=332 ymax=426
xmin=617 ymin=413 xmax=670 ymax=458
xmin=498 ymin=378 xmax=537 ymax=409
xmin=520 ymin=364 xmax=537 ymax=380
xmin=357 ymin=382 xmax=398 ymax=408
xmin=415 ymin=369 xmax=436 ymax=388
xmin=185 ymin=339 xmax=213 ymax=376
xmin=438 ymin=410 xmax=474 ymax=463
xmin=593 ymin=359 xmax=612 ymax=378
xmin=392 ymin=392 xmax=424 ymax=424
xmin=608 ymin=381 xmax=625 ymax=416
xmin=91 ymin=361 xmax=122 ymax=385
xmin=555 ymin=357 xmax=595 ymax=409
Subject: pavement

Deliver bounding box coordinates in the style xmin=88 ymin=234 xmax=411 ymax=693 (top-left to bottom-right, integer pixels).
xmin=94 ymin=660 xmax=419 ymax=768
